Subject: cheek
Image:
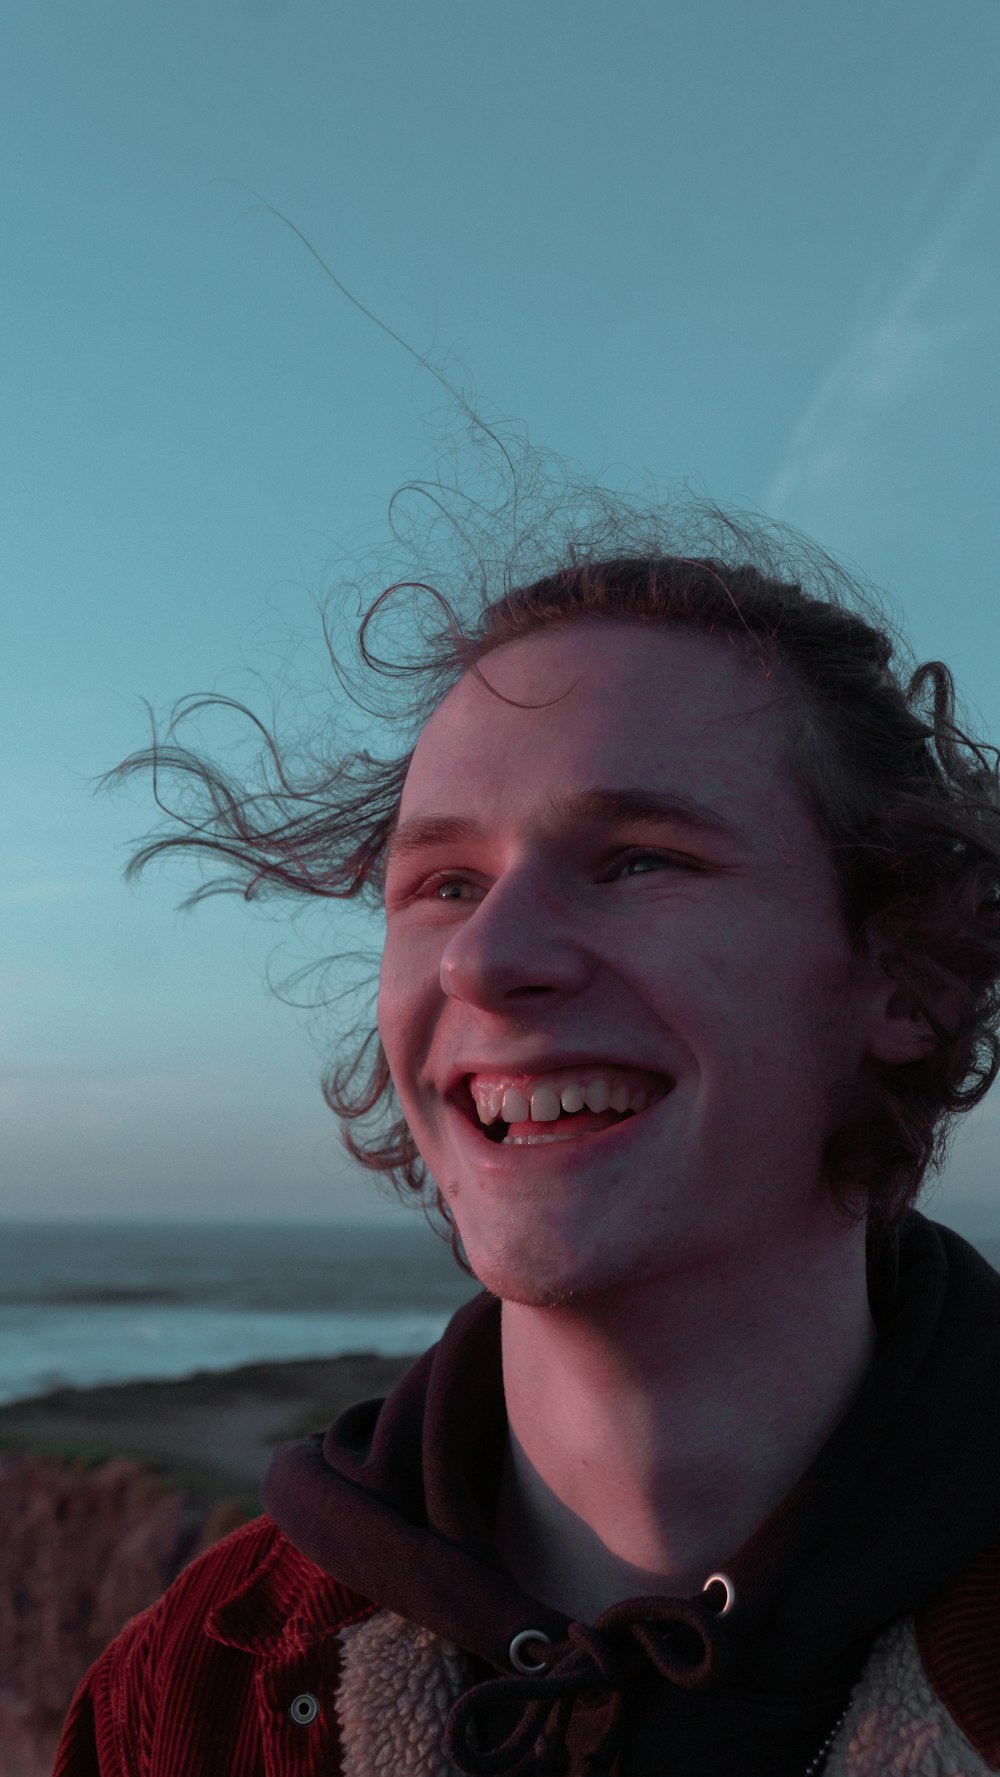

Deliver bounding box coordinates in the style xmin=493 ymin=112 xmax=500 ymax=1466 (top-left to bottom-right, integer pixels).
xmin=376 ymin=957 xmax=405 ymax=1058
xmin=377 ymin=944 xmax=431 ymax=1061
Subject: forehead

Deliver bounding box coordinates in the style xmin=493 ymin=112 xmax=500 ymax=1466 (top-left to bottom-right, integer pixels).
xmin=400 ymin=620 xmax=795 ymax=832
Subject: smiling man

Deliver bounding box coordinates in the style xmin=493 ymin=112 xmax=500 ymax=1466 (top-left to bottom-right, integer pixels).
xmin=56 ymin=547 xmax=1000 ymax=1776
xmin=377 ymin=619 xmax=902 ymax=1631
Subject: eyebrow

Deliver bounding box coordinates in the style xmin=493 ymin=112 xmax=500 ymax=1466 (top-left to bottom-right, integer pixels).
xmin=385 ymin=785 xmax=746 ymax=867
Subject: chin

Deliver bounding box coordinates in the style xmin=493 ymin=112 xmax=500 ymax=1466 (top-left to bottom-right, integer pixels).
xmin=456 ymin=1222 xmax=628 ymax=1311
xmin=474 ymin=1268 xmax=589 ymax=1310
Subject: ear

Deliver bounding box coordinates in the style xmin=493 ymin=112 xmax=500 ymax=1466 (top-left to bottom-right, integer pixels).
xmin=865 ymin=975 xmax=962 ymax=1067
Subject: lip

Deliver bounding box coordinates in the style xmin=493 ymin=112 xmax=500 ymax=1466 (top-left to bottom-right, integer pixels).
xmin=444 ymin=1077 xmax=676 ymax=1174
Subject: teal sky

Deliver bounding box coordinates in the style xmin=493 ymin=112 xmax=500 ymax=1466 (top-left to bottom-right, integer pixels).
xmin=4 ymin=0 xmax=1000 ymax=1230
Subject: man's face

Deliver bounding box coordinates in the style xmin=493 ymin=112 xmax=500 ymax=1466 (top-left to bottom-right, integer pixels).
xmin=378 ymin=619 xmax=881 ymax=1305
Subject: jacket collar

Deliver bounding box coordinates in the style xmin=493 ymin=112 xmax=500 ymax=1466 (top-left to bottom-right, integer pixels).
xmin=204 ymin=1523 xmax=379 ymax=1656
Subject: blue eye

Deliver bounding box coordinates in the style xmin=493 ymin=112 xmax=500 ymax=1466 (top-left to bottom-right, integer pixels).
xmin=616 ymin=850 xmax=676 ymax=875
xmin=614 ymin=848 xmax=700 ymax=878
xmin=419 ymin=849 xmax=694 ymax=899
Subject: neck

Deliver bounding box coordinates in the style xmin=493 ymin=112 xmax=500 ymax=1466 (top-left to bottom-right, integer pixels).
xmin=492 ymin=1210 xmax=877 ymax=1624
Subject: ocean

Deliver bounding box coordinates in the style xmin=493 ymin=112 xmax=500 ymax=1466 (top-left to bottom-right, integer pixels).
xmin=3 ymin=1215 xmax=999 ymax=1409
xmin=0 ymin=1219 xmax=483 ymax=1405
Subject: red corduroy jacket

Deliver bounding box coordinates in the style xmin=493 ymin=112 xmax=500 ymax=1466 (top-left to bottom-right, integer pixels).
xmin=52 ymin=1512 xmax=1000 ymax=1776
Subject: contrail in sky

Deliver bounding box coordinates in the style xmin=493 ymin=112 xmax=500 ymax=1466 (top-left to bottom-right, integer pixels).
xmin=766 ymin=94 xmax=1000 ymax=516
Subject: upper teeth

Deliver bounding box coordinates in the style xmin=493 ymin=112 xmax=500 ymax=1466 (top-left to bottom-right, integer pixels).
xmin=469 ymin=1071 xmax=664 ymax=1126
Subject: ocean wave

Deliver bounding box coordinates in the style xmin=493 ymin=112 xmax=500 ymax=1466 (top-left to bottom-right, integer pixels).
xmin=3 ymin=1287 xmax=180 ymax=1307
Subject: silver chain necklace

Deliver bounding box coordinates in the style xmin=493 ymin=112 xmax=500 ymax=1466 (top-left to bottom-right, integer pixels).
xmin=694 ymin=1575 xmax=853 ymax=1777
xmin=802 ymin=1698 xmax=852 ymax=1775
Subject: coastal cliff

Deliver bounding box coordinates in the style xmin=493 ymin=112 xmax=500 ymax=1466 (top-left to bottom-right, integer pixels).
xmin=0 ymin=1450 xmax=252 ymax=1776
xmin=0 ymin=1349 xmax=418 ymax=1775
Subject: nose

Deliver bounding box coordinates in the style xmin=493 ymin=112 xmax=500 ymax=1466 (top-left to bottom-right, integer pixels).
xmin=439 ymin=866 xmax=592 ymax=1009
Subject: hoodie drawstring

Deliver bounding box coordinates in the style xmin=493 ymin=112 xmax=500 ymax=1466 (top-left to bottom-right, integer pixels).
xmin=443 ymin=1591 xmax=737 ymax=1777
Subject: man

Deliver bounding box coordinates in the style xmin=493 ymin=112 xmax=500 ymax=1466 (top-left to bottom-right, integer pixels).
xmin=55 ymin=555 xmax=1000 ymax=1774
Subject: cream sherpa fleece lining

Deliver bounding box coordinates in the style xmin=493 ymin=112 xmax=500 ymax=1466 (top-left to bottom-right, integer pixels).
xmin=334 ymin=1608 xmax=992 ymax=1776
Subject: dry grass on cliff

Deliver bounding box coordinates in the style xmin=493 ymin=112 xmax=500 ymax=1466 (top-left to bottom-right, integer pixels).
xmin=0 ymin=1449 xmax=256 ymax=1776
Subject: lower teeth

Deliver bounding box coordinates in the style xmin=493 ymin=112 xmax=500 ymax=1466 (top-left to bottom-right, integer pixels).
xmin=502 ymin=1128 xmax=598 ymax=1146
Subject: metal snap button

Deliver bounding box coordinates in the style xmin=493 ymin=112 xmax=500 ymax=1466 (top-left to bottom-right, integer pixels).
xmin=289 ymin=1692 xmax=320 ymax=1725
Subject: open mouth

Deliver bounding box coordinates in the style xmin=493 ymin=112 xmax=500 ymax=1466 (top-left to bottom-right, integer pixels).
xmin=450 ymin=1076 xmax=674 ymax=1147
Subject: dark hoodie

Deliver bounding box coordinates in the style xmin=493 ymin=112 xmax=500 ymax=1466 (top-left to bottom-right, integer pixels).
xmin=258 ymin=1210 xmax=1000 ymax=1775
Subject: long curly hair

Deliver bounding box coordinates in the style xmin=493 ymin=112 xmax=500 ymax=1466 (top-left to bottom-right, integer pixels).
xmin=103 ymin=484 xmax=1000 ymax=1281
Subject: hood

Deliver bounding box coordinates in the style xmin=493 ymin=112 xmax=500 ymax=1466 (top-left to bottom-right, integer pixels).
xmin=261 ymin=1212 xmax=1000 ymax=1775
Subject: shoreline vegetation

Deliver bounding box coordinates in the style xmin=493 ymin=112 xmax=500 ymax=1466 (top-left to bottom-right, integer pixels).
xmin=1 ymin=1350 xmax=421 ymax=1775
xmin=0 ymin=1346 xmax=422 ymax=1508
